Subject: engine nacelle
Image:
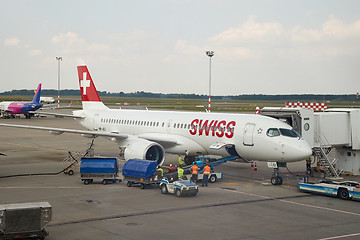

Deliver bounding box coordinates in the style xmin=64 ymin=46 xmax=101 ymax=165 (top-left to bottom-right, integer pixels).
xmin=124 ymin=141 xmax=165 ymax=166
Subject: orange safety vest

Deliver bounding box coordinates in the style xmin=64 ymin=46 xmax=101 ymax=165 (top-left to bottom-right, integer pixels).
xmin=192 ymin=165 xmax=198 ymax=175
xmin=203 ymin=165 xmax=211 ymax=175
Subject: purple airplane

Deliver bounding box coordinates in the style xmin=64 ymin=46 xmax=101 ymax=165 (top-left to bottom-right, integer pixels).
xmin=0 ymin=84 xmax=42 ymax=119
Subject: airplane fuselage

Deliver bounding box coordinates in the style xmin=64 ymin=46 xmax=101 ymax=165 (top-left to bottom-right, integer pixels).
xmin=74 ymin=108 xmax=312 ymax=163
xmin=0 ymin=101 xmax=42 ymax=114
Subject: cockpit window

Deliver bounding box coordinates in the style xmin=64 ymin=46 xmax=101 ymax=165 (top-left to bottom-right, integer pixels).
xmin=266 ymin=128 xmax=280 ymax=137
xmin=267 ymin=128 xmax=301 ymax=138
xmin=279 ymin=128 xmax=301 ymax=138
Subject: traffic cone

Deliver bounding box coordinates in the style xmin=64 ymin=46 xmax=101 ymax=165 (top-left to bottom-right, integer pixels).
xmin=251 ymin=161 xmax=254 ymax=168
xmin=254 ymin=162 xmax=257 ymax=171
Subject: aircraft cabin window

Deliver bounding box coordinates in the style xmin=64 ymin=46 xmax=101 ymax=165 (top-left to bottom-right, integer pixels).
xmin=267 ymin=128 xmax=280 ymax=137
xmin=162 ymin=122 xmax=165 ymax=127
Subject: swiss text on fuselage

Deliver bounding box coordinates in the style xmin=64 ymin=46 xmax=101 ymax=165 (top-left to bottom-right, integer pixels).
xmin=189 ymin=119 xmax=236 ymax=138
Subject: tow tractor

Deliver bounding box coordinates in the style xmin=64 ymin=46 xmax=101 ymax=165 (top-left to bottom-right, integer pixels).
xmin=298 ymin=179 xmax=360 ymax=200
xmin=160 ymin=178 xmax=198 ymax=197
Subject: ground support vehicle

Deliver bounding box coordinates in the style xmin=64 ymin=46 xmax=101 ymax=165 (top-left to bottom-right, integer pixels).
xmin=122 ymin=159 xmax=160 ymax=189
xmin=184 ymin=172 xmax=223 ymax=183
xmin=182 ymin=156 xmax=237 ymax=172
xmin=0 ymin=202 xmax=52 ymax=240
xmin=298 ymin=179 xmax=360 ymax=200
xmin=177 ymin=156 xmax=236 ymax=183
xmin=80 ymin=157 xmax=120 ymax=185
xmin=160 ymin=178 xmax=198 ymax=197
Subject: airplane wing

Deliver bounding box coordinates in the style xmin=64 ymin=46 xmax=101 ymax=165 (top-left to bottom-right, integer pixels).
xmin=28 ymin=111 xmax=83 ymax=118
xmin=138 ymin=133 xmax=178 ymax=145
xmin=0 ymin=123 xmax=184 ymax=146
xmin=0 ymin=123 xmax=128 ymax=139
xmin=40 ymin=101 xmax=73 ymax=110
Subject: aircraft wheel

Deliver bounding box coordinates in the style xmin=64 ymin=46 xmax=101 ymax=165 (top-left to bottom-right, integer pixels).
xmin=161 ymin=184 xmax=168 ymax=194
xmin=338 ymin=188 xmax=349 ymax=200
xmin=278 ymin=176 xmax=283 ymax=185
xmin=271 ymin=177 xmax=278 ymax=185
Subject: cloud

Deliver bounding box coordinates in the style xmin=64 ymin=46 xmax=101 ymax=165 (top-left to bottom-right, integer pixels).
xmin=51 ymin=32 xmax=110 ymax=56
xmin=292 ymin=15 xmax=360 ymax=42
xmin=211 ymin=15 xmax=284 ymax=43
xmin=4 ymin=38 xmax=21 ymax=46
xmin=29 ymin=49 xmax=42 ymax=56
xmin=174 ymin=40 xmax=202 ymax=55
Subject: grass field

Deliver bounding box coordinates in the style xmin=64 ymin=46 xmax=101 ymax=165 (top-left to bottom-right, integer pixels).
xmin=1 ymin=95 xmax=359 ymax=113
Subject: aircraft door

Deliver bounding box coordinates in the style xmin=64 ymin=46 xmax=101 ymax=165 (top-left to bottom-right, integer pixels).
xmin=93 ymin=114 xmax=99 ymax=130
xmin=243 ymin=123 xmax=255 ymax=146
xmin=166 ymin=119 xmax=173 ymax=133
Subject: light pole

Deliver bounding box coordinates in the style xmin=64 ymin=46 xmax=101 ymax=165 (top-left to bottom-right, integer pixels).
xmin=56 ymin=56 xmax=62 ymax=108
xmin=206 ymin=50 xmax=214 ymax=112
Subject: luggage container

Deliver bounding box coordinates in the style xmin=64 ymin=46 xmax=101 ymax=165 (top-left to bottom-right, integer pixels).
xmin=0 ymin=202 xmax=52 ymax=240
xmin=80 ymin=157 xmax=120 ymax=185
xmin=122 ymin=159 xmax=160 ymax=189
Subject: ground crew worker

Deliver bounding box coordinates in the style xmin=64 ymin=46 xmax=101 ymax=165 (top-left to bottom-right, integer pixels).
xmin=157 ymin=167 xmax=164 ymax=179
xmin=191 ymin=162 xmax=199 ymax=183
xmin=178 ymin=155 xmax=185 ymax=166
xmin=178 ymin=166 xmax=184 ymax=180
xmin=201 ymin=163 xmax=211 ymax=187
xmin=306 ymin=157 xmax=312 ymax=176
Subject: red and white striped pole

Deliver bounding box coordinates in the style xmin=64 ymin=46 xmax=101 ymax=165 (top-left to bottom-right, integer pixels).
xmin=206 ymin=50 xmax=214 ymax=112
xmin=56 ymin=56 xmax=62 ymax=108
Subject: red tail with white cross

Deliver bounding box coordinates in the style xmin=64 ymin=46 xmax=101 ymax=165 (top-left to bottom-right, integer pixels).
xmin=77 ymin=65 xmax=108 ymax=110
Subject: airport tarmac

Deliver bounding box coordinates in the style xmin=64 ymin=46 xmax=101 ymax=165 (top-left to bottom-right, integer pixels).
xmin=1 ymin=115 xmax=360 ymax=240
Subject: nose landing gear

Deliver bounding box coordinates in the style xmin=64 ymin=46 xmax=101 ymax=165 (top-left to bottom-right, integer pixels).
xmin=269 ymin=162 xmax=286 ymax=185
xmin=271 ymin=167 xmax=283 ymax=185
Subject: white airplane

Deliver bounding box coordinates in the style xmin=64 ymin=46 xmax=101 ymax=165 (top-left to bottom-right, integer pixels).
xmin=0 ymin=65 xmax=312 ymax=185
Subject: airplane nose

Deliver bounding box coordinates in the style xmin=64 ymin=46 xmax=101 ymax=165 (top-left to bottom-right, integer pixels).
xmin=283 ymin=140 xmax=312 ymax=162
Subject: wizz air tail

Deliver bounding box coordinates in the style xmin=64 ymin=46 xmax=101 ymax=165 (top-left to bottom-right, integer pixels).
xmin=77 ymin=65 xmax=108 ymax=110
xmin=32 ymin=83 xmax=42 ymax=103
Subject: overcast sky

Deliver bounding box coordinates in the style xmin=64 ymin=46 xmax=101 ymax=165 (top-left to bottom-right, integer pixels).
xmin=1 ymin=0 xmax=360 ymax=95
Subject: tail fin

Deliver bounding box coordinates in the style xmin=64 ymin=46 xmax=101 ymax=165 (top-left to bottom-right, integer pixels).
xmin=77 ymin=65 xmax=108 ymax=110
xmin=32 ymin=83 xmax=42 ymax=103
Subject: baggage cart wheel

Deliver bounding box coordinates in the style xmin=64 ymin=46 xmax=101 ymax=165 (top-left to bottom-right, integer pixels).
xmin=161 ymin=184 xmax=168 ymax=194
xmin=140 ymin=183 xmax=145 ymax=189
xmin=175 ymin=189 xmax=182 ymax=197
xmin=84 ymin=179 xmax=91 ymax=185
xmin=68 ymin=170 xmax=74 ymax=176
xmin=112 ymin=179 xmax=116 ymax=183
xmin=127 ymin=181 xmax=132 ymax=187
xmin=102 ymin=179 xmax=108 ymax=185
xmin=209 ymin=175 xmax=217 ymax=183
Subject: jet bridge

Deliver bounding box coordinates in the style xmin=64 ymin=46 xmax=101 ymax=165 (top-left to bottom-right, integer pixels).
xmin=261 ymin=107 xmax=360 ymax=176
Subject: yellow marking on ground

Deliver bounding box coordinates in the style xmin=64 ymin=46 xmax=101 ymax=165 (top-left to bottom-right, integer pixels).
xmin=244 ymin=185 xmax=253 ymax=188
xmin=223 ymin=182 xmax=238 ymax=185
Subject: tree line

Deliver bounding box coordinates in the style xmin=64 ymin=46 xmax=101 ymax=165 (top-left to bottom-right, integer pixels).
xmin=0 ymin=89 xmax=358 ymax=102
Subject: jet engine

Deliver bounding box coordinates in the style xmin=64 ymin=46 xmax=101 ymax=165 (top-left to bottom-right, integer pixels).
xmin=124 ymin=141 xmax=165 ymax=166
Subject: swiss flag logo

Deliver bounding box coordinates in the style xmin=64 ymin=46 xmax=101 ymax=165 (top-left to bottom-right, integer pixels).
xmin=77 ymin=66 xmax=101 ymax=102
